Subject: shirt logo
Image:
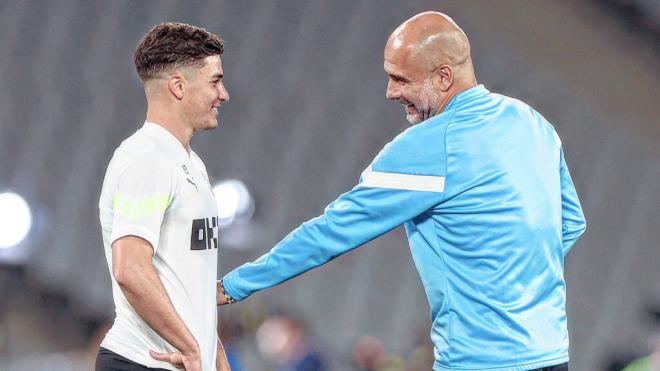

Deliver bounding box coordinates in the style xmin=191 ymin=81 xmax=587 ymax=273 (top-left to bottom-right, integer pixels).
xmin=182 ymin=164 xmax=198 ymax=191
xmin=186 ymin=178 xmax=198 ymax=190
xmin=190 ymin=216 xmax=219 ymax=250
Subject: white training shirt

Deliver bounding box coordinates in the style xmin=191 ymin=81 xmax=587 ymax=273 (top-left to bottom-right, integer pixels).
xmin=99 ymin=122 xmax=219 ymax=371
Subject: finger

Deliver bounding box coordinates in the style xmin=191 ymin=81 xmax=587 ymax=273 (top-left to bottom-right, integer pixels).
xmin=150 ymin=351 xmax=186 ymax=370
xmin=150 ymin=350 xmax=174 ymax=362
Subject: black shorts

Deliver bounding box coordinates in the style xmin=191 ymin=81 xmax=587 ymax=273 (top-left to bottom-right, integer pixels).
xmin=532 ymin=363 xmax=569 ymax=371
xmin=96 ymin=347 xmax=170 ymax=371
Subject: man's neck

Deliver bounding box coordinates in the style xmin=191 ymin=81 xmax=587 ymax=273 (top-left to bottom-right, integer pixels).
xmin=146 ymin=111 xmax=193 ymax=152
xmin=438 ymin=80 xmax=478 ymax=113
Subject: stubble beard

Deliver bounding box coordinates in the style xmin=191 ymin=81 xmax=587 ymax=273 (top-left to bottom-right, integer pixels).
xmin=195 ymin=110 xmax=219 ymax=131
xmin=406 ymin=77 xmax=441 ymax=125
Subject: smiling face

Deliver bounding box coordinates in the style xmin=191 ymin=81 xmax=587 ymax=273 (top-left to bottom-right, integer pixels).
xmin=182 ymin=55 xmax=229 ymax=131
xmin=384 ymin=44 xmax=441 ymax=125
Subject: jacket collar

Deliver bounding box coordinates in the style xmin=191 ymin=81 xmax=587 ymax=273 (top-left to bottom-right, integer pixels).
xmin=444 ymin=84 xmax=489 ymax=112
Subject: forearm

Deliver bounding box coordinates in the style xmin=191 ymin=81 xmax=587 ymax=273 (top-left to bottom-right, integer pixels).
xmin=223 ymin=185 xmax=444 ymax=301
xmin=216 ymin=338 xmax=231 ymax=371
xmin=117 ymin=262 xmax=199 ymax=356
xmin=222 ymin=215 xmax=371 ymax=301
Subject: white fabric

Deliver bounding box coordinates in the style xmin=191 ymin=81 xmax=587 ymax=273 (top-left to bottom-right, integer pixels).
xmin=361 ymin=166 xmax=445 ymax=192
xmin=99 ymin=122 xmax=219 ymax=371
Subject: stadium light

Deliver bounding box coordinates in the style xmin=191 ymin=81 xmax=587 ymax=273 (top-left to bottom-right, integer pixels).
xmin=0 ymin=192 xmax=32 ymax=249
xmin=212 ymin=179 xmax=254 ymax=228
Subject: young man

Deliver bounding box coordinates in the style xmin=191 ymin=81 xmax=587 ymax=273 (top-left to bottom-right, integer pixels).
xmin=98 ymin=23 xmax=230 ymax=371
xmin=219 ymin=12 xmax=586 ymax=371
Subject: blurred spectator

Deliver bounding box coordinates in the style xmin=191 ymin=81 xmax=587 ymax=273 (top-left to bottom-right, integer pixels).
xmin=352 ymin=335 xmax=405 ymax=371
xmin=406 ymin=331 xmax=435 ymax=371
xmin=407 ymin=345 xmax=435 ymax=371
xmin=374 ymin=355 xmax=405 ymax=371
xmin=617 ymin=299 xmax=660 ymax=371
xmin=622 ymin=353 xmax=660 ymax=371
xmin=256 ymin=313 xmax=327 ymax=371
xmin=353 ymin=335 xmax=386 ymax=370
xmin=219 ymin=315 xmax=246 ymax=371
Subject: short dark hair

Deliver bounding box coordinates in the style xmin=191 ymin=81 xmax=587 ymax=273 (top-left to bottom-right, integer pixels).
xmin=134 ymin=22 xmax=224 ymax=81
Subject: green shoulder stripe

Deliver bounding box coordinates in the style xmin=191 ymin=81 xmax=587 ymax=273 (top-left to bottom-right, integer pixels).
xmin=112 ymin=194 xmax=173 ymax=220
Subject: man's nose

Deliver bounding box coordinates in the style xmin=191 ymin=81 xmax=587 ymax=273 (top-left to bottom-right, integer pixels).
xmin=385 ymin=80 xmax=400 ymax=100
xmin=218 ymin=83 xmax=229 ymax=102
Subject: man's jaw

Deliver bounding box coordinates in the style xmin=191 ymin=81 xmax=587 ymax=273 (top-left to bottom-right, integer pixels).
xmin=400 ymin=100 xmax=424 ymax=125
xmin=199 ymin=106 xmax=220 ymax=130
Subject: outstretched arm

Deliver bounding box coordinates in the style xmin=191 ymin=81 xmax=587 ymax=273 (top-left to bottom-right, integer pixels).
xmin=221 ymin=121 xmax=449 ymax=303
xmin=222 ymin=168 xmax=446 ymax=302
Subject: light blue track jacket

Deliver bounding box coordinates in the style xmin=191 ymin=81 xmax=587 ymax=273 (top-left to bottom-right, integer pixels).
xmin=222 ymin=85 xmax=586 ymax=370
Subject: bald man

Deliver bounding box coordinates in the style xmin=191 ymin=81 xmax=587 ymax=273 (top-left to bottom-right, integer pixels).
xmin=220 ymin=12 xmax=585 ymax=371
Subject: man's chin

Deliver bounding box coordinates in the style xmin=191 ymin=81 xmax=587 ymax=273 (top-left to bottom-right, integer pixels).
xmin=203 ymin=120 xmax=219 ymax=130
xmin=406 ymin=113 xmax=422 ymax=125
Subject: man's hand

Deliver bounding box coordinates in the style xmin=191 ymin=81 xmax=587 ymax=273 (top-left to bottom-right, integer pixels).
xmin=150 ymin=350 xmax=202 ymax=371
xmin=217 ymin=295 xmax=229 ymax=306
xmin=216 ymin=281 xmax=232 ymax=306
xmin=216 ymin=339 xmax=232 ymax=371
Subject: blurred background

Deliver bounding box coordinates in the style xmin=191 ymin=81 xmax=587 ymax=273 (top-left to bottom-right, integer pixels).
xmin=0 ymin=0 xmax=658 ymax=370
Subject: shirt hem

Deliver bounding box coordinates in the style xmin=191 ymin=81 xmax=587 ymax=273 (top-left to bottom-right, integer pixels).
xmin=110 ymin=225 xmax=159 ymax=253
xmin=100 ymin=338 xmax=179 ymax=371
xmin=434 ymin=355 xmax=569 ymax=371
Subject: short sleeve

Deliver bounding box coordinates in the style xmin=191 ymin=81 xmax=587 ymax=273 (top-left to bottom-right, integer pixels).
xmin=110 ymin=155 xmax=176 ymax=253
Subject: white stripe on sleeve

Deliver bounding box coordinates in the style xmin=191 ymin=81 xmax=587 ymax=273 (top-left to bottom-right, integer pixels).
xmin=360 ymin=167 xmax=445 ymax=192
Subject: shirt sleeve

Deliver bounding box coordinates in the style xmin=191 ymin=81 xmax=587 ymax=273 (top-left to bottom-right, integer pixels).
xmin=110 ymin=154 xmax=176 ymax=253
xmin=559 ymin=147 xmax=586 ymax=255
xmin=222 ymin=123 xmax=448 ymax=301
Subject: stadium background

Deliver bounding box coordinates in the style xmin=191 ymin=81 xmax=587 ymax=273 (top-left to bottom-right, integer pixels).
xmin=0 ymin=0 xmax=658 ymax=370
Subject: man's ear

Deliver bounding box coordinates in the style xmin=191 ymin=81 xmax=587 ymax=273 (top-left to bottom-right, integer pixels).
xmin=431 ymin=64 xmax=454 ymax=92
xmin=167 ymin=73 xmax=185 ymax=100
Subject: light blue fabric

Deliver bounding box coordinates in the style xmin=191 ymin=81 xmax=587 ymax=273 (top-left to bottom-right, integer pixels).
xmin=223 ymin=85 xmax=586 ymax=370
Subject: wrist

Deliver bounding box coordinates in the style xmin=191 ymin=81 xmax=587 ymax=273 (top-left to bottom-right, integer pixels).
xmin=182 ymin=348 xmax=201 ymax=359
xmin=180 ymin=341 xmax=201 ymax=357
xmin=218 ymin=279 xmax=237 ymax=305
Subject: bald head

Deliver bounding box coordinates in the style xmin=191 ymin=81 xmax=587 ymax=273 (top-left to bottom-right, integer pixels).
xmin=384 ymin=12 xmax=477 ymax=124
xmin=386 ymin=11 xmax=473 ymax=76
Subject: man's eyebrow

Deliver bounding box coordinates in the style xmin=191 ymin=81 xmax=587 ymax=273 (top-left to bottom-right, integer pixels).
xmin=388 ymin=72 xmax=408 ymax=82
xmin=210 ymin=73 xmax=223 ymax=80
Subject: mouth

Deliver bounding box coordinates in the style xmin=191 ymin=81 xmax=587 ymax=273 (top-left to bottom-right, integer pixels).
xmin=401 ymin=102 xmax=416 ymax=115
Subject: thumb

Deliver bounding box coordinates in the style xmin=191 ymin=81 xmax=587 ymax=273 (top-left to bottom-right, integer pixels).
xmin=150 ymin=350 xmax=171 ymax=362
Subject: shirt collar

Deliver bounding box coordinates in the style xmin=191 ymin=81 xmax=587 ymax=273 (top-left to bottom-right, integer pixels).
xmin=142 ymin=121 xmax=191 ymax=163
xmin=444 ymin=84 xmax=489 ymax=112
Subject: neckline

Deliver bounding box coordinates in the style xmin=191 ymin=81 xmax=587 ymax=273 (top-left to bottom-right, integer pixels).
xmin=142 ymin=121 xmax=191 ymax=163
